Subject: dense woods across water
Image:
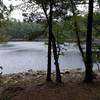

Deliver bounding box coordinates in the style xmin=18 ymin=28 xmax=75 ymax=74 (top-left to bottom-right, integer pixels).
xmin=0 ymin=14 xmax=100 ymax=42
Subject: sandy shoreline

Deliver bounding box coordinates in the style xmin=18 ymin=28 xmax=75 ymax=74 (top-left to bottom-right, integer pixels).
xmin=0 ymin=69 xmax=100 ymax=100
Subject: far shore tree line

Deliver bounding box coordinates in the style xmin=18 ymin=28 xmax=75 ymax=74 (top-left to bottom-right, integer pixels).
xmin=0 ymin=0 xmax=100 ymax=83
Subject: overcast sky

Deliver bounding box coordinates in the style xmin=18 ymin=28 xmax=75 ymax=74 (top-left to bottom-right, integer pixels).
xmin=3 ymin=0 xmax=24 ymax=21
xmin=2 ymin=0 xmax=99 ymax=22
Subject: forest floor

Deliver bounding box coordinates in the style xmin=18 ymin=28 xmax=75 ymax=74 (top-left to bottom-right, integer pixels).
xmin=0 ymin=69 xmax=100 ymax=100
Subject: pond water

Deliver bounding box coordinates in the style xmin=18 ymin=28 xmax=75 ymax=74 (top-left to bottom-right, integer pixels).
xmin=0 ymin=41 xmax=85 ymax=74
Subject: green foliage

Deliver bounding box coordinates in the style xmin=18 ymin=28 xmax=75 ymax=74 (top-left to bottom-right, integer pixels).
xmin=0 ymin=34 xmax=9 ymax=43
xmin=0 ymin=20 xmax=10 ymax=42
xmin=0 ymin=12 xmax=99 ymax=42
xmin=0 ymin=96 xmax=11 ymax=100
xmin=52 ymin=16 xmax=87 ymax=43
xmin=93 ymin=12 xmax=100 ymax=38
xmin=0 ymin=20 xmax=45 ymax=41
xmin=93 ymin=43 xmax=100 ymax=63
xmin=0 ymin=0 xmax=14 ymax=42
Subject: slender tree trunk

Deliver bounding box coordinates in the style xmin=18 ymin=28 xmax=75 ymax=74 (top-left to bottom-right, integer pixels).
xmin=74 ymin=19 xmax=86 ymax=66
xmin=43 ymin=0 xmax=61 ymax=82
xmin=46 ymin=0 xmax=52 ymax=81
xmin=47 ymin=0 xmax=61 ymax=82
xmin=47 ymin=29 xmax=52 ymax=81
xmin=85 ymin=0 xmax=94 ymax=82
xmin=70 ymin=0 xmax=86 ymax=66
xmin=52 ymin=34 xmax=62 ymax=83
xmin=50 ymin=0 xmax=61 ymax=82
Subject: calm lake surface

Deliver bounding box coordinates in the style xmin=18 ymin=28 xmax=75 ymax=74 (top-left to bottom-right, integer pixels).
xmin=0 ymin=41 xmax=85 ymax=74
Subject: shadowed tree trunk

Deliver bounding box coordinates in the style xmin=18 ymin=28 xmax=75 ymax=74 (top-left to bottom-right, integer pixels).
xmin=41 ymin=0 xmax=61 ymax=82
xmin=69 ymin=0 xmax=86 ymax=66
xmin=48 ymin=0 xmax=61 ymax=82
xmin=46 ymin=0 xmax=52 ymax=81
xmin=52 ymin=34 xmax=62 ymax=83
xmin=85 ymin=0 xmax=94 ymax=82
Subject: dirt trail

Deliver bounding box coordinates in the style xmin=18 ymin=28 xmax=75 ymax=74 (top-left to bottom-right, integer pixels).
xmin=0 ymin=71 xmax=100 ymax=100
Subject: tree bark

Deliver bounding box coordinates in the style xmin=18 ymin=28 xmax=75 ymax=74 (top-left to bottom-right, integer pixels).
xmin=52 ymin=34 xmax=62 ymax=83
xmin=70 ymin=0 xmax=86 ymax=66
xmin=42 ymin=0 xmax=62 ymax=82
xmin=85 ymin=0 xmax=94 ymax=82
xmin=46 ymin=0 xmax=52 ymax=81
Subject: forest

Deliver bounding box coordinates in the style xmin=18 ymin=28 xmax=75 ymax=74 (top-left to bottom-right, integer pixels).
xmin=0 ymin=13 xmax=100 ymax=41
xmin=0 ymin=0 xmax=100 ymax=100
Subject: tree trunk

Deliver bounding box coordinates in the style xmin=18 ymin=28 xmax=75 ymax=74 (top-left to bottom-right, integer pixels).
xmin=74 ymin=19 xmax=86 ymax=66
xmin=70 ymin=0 xmax=86 ymax=66
xmin=52 ymin=34 xmax=62 ymax=83
xmin=85 ymin=0 xmax=94 ymax=82
xmin=46 ymin=0 xmax=52 ymax=81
